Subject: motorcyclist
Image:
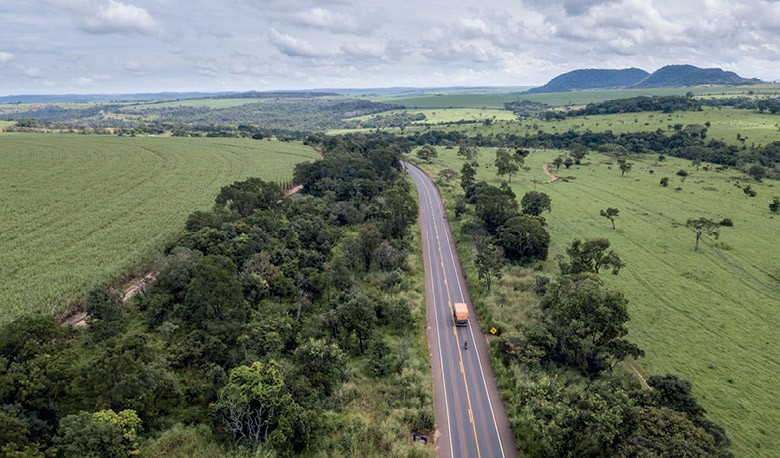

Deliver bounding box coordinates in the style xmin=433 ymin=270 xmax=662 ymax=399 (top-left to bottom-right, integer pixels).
xmin=464 ymin=340 xmax=468 ymax=350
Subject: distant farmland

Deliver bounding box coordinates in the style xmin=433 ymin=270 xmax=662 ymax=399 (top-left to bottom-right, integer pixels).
xmin=0 ymin=134 xmax=318 ymax=323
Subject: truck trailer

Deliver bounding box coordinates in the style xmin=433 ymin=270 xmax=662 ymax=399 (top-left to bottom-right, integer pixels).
xmin=453 ymin=302 xmax=469 ymax=326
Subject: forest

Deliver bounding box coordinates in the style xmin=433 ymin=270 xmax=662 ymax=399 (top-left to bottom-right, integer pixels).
xmin=0 ymin=134 xmax=433 ymax=457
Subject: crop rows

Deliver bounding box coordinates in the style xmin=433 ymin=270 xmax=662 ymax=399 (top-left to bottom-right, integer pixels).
xmin=0 ymin=134 xmax=318 ymax=323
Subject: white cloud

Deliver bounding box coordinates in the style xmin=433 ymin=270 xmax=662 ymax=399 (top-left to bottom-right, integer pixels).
xmin=268 ymin=28 xmax=323 ymax=58
xmin=291 ymin=8 xmax=372 ymax=34
xmin=0 ymin=51 xmax=14 ymax=64
xmin=80 ymin=0 xmax=159 ymax=37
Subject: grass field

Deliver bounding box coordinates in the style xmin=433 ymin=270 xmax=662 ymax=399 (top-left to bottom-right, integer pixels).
xmin=386 ymin=106 xmax=780 ymax=147
xmin=419 ymin=147 xmax=779 ymax=457
xmin=0 ymin=134 xmax=318 ymax=324
xmin=0 ymin=120 xmax=14 ymax=130
xmin=516 ymin=107 xmax=780 ymax=147
xmin=379 ymin=84 xmax=780 ymax=109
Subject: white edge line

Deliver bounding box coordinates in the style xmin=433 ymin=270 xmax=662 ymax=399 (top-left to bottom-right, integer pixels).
xmin=408 ymin=164 xmax=455 ymax=458
xmin=421 ymin=165 xmax=507 ymax=458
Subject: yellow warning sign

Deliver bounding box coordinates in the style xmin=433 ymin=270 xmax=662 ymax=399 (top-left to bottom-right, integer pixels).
xmin=490 ymin=327 xmax=497 ymax=335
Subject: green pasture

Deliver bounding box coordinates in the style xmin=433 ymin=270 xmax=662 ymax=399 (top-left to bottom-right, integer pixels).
xmin=0 ymin=134 xmax=318 ymax=323
xmin=520 ymin=107 xmax=780 ymax=147
xmin=382 ymin=84 xmax=780 ymax=109
xmin=419 ymin=147 xmax=779 ymax=457
xmin=0 ymin=120 xmax=14 ymax=131
xmin=375 ymin=94 xmax=520 ymax=109
xmin=395 ymin=106 xmax=780 ymax=147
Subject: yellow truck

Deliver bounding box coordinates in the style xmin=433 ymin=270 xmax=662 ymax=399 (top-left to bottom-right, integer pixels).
xmin=453 ymin=302 xmax=469 ymax=327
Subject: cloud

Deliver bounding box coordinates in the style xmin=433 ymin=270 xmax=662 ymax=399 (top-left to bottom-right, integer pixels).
xmin=74 ymin=73 xmax=111 ymax=86
xmin=80 ymin=0 xmax=159 ymax=36
xmin=268 ymin=28 xmax=323 ymax=57
xmin=0 ymin=51 xmax=14 ymax=64
xmin=290 ymin=8 xmax=371 ymax=34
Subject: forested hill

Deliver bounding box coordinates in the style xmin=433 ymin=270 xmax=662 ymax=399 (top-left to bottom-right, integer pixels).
xmin=632 ymin=64 xmax=762 ymax=88
xmin=524 ymin=68 xmax=649 ymax=94
xmin=526 ymin=65 xmax=761 ymax=94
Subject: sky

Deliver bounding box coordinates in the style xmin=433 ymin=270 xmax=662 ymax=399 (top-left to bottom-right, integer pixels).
xmin=1 ymin=0 xmax=779 ymax=95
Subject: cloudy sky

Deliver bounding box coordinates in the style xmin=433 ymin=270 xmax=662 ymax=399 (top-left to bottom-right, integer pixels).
xmin=1 ymin=0 xmax=779 ymax=94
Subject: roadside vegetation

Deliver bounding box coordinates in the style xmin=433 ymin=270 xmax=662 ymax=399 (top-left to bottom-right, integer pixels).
xmin=0 ymin=134 xmax=318 ymax=323
xmin=414 ymin=145 xmax=778 ymax=457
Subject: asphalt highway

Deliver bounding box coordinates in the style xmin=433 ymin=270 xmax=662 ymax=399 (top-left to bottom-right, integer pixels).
xmin=404 ymin=161 xmax=517 ymax=458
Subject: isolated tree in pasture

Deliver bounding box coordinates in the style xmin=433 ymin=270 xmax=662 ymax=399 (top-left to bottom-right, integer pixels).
xmin=460 ymin=162 xmax=477 ymax=197
xmin=563 ymin=156 xmax=573 ymax=169
xmin=743 ymin=185 xmax=757 ymax=197
xmin=600 ymin=207 xmax=620 ymax=229
xmin=676 ymin=169 xmax=688 ymax=182
xmin=457 ymin=143 xmax=479 ymax=160
xmin=617 ymin=159 xmax=633 ymax=176
xmin=521 ymin=191 xmax=552 ymax=216
xmin=475 ymin=243 xmax=504 ymax=292
xmin=685 ymin=218 xmax=721 ymax=251
xmin=770 ymin=197 xmax=780 ymax=214
xmin=495 ymin=148 xmax=519 ymax=182
xmin=416 ymin=145 xmax=437 ymax=163
xmin=569 ymin=144 xmax=588 ymax=164
xmin=552 ymin=155 xmax=564 ymax=170
xmin=748 ymin=164 xmax=765 ymax=181
xmin=560 ymin=238 xmax=624 ymax=275
xmin=438 ymin=168 xmax=457 ymax=182
xmin=660 ymin=177 xmax=670 ymax=187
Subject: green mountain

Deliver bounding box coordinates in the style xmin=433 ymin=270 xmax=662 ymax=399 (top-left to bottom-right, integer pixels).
xmin=631 ymin=64 xmax=762 ymax=88
xmin=525 ymin=68 xmax=650 ymax=94
xmin=526 ymin=65 xmax=761 ymax=94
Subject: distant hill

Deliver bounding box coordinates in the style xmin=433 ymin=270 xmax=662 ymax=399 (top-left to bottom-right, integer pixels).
xmin=525 ymin=68 xmax=650 ymax=94
xmin=631 ymin=64 xmax=762 ymax=88
xmin=526 ymin=65 xmax=761 ymax=94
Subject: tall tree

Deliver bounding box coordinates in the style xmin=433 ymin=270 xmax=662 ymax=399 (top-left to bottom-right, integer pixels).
xmin=460 ymin=162 xmax=477 ymax=198
xmin=495 ymin=148 xmax=519 ymax=182
xmin=521 ymin=191 xmax=552 ymax=216
xmin=560 ymin=238 xmax=624 ymax=275
xmin=416 ymin=145 xmax=437 ymax=163
xmin=617 ymin=159 xmax=633 ymax=177
xmin=475 ymin=243 xmax=504 ymax=291
xmin=472 ymin=183 xmax=519 ymax=233
xmin=599 ymin=207 xmax=620 ymax=230
xmin=211 ymin=360 xmax=299 ymax=445
xmin=457 ymin=143 xmax=479 ymax=160
xmin=495 ymin=215 xmax=550 ymax=262
xmin=538 ymin=275 xmax=643 ymax=374
xmin=685 ymin=218 xmax=721 ymax=251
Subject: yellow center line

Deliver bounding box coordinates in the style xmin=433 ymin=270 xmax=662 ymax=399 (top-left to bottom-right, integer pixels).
xmin=430 ymin=183 xmax=482 ymax=457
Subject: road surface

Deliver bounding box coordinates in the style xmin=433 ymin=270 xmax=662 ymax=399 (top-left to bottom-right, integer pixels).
xmin=404 ymin=161 xmax=517 ymax=458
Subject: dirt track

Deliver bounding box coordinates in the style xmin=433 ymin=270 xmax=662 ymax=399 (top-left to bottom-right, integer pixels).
xmin=542 ymin=164 xmax=558 ymax=182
